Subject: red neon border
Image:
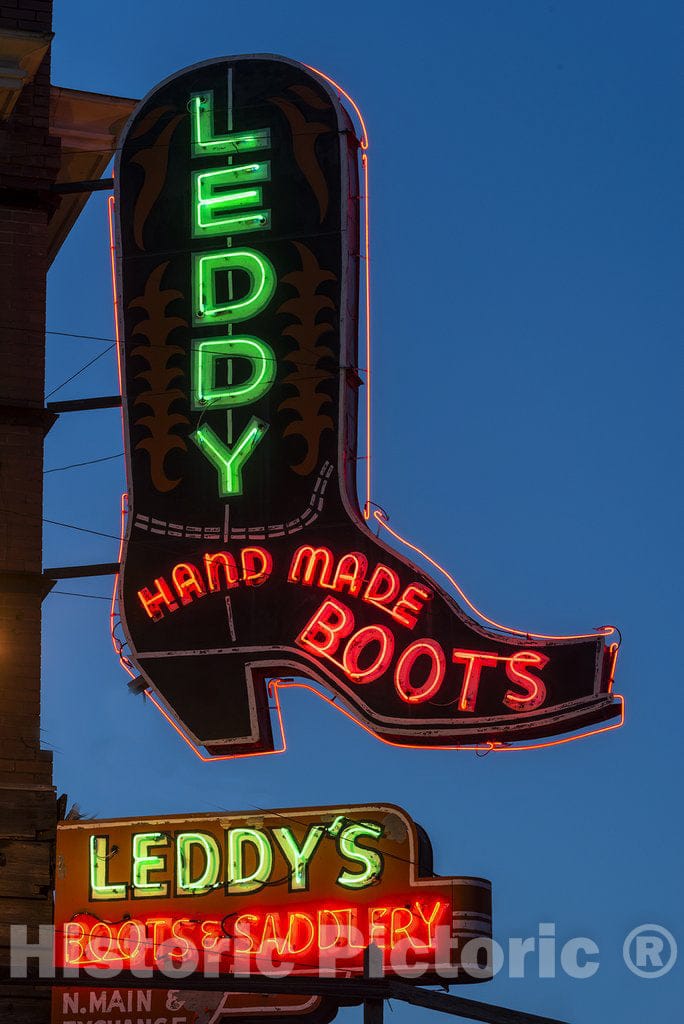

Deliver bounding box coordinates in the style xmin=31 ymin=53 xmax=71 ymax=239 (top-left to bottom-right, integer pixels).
xmin=107 ymin=74 xmax=624 ymax=761
xmin=374 ymin=511 xmax=616 ymax=643
xmin=302 ymin=67 xmax=619 ymax=648
xmin=304 ymin=64 xmax=372 ymax=521
xmin=146 ymin=680 xmax=288 ymax=763
xmin=146 ymin=677 xmax=624 ymax=761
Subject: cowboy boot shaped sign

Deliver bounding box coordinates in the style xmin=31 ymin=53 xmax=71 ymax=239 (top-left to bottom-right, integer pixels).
xmin=112 ymin=54 xmax=622 ymax=757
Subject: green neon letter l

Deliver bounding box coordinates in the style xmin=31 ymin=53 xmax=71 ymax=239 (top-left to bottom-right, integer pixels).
xmin=190 ymin=91 xmax=270 ymax=157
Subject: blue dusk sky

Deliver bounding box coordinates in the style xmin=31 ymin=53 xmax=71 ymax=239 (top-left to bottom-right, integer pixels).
xmin=43 ymin=2 xmax=682 ymax=1022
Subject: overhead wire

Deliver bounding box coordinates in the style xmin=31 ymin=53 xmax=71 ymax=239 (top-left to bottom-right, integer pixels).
xmin=46 ymin=329 xmax=118 ymax=344
xmin=44 ymin=453 xmax=123 ymax=474
xmin=41 ymin=329 xmax=365 ymax=376
xmin=45 ymin=343 xmax=116 ymax=398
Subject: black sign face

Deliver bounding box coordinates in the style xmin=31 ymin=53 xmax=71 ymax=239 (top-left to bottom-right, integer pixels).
xmin=115 ymin=55 xmax=621 ymax=756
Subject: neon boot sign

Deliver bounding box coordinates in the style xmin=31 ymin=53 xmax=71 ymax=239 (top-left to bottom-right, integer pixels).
xmin=112 ymin=54 xmax=622 ymax=757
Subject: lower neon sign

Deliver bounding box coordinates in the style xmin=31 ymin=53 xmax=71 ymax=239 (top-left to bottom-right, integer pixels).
xmin=54 ymin=804 xmax=492 ymax=982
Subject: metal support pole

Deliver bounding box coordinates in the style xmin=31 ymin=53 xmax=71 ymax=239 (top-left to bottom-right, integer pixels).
xmin=0 ymin=969 xmax=573 ymax=1024
xmin=51 ymin=178 xmax=114 ymax=194
xmin=46 ymin=395 xmax=122 ymax=413
xmin=363 ymin=945 xmax=384 ymax=1024
xmin=43 ymin=563 xmax=120 ymax=580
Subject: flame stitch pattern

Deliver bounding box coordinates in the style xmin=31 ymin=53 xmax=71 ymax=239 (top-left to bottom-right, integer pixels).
xmin=129 ymin=261 xmax=189 ymax=492
xmin=278 ymin=242 xmax=337 ymax=476
xmin=270 ymin=87 xmax=331 ymax=223
xmin=129 ymin=106 xmax=183 ymax=251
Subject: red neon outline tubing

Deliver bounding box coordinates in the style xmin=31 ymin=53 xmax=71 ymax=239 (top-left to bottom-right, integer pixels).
xmin=374 ymin=510 xmax=616 ymax=643
xmin=109 ymin=76 xmax=623 ymax=761
xmin=305 ymin=65 xmax=372 ymax=519
xmin=302 ymin=73 xmax=615 ymax=645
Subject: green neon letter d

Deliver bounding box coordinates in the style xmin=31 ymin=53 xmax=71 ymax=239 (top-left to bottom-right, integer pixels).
xmin=193 ymin=249 xmax=276 ymax=326
xmin=191 ymin=335 xmax=276 ymax=410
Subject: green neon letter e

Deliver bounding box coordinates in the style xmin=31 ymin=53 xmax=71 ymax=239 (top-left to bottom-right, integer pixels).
xmin=191 ymin=417 xmax=268 ymax=497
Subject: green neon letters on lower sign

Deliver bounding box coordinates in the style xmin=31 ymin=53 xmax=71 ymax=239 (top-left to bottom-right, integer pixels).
xmin=194 ymin=249 xmax=276 ymax=325
xmin=337 ymin=822 xmax=384 ymax=889
xmin=191 ymin=417 xmax=269 ymax=497
xmin=84 ymin=820 xmax=389 ymax=901
xmin=176 ymin=832 xmax=221 ymax=894
xmin=132 ymin=833 xmax=169 ymax=898
xmin=190 ymin=92 xmax=270 ymax=157
xmin=89 ymin=835 xmax=127 ymax=901
xmin=228 ymin=827 xmax=273 ymax=894
xmin=191 ymin=336 xmax=276 ymax=409
xmin=272 ymin=826 xmax=327 ymax=891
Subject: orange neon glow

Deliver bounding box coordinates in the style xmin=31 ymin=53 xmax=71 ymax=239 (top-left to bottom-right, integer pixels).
xmin=144 ymin=917 xmax=175 ymax=958
xmin=414 ymin=901 xmax=446 ymax=948
xmin=341 ymin=624 xmax=394 ymax=683
xmin=390 ymin=582 xmax=433 ymax=630
xmin=452 ymin=650 xmax=499 ymax=713
xmin=361 ymin=149 xmax=371 ymax=519
xmin=386 ymin=901 xmax=446 ymax=952
xmin=394 ymin=639 xmax=446 ymax=704
xmin=242 ymin=546 xmax=273 ymax=586
xmin=317 ymin=908 xmax=363 ymax=951
xmin=296 ymin=596 xmax=355 ymax=659
xmin=62 ymin=915 xmax=172 ymax=969
xmin=303 ymin=65 xmax=369 ymax=149
xmin=86 ymin=920 xmax=119 ymax=964
xmin=303 ymin=65 xmax=371 ymax=519
xmin=496 ymin=693 xmax=626 ymax=752
xmin=145 ymin=679 xmax=288 ymax=763
xmin=146 ymin=676 xmax=623 ymax=762
xmin=107 ymin=197 xmax=137 ymax=682
xmin=278 ymin=680 xmax=625 ymax=754
xmin=117 ymin=918 xmax=146 ymax=961
xmin=332 ymin=551 xmax=368 ymax=597
xmin=62 ymin=900 xmax=446 ymax=972
xmin=110 ymin=492 xmax=136 ymax=680
xmin=288 ymin=545 xmax=335 ymax=587
xmin=362 ymin=563 xmax=400 ymax=612
xmin=504 ymin=651 xmax=548 ymax=711
xmin=107 ymin=102 xmax=624 ymax=761
xmin=287 ymin=913 xmax=317 ymax=956
xmin=253 ymin=911 xmax=317 ymax=957
xmin=297 ymin=599 xmax=400 ymax=685
xmin=107 ymin=195 xmax=126 ymax=453
xmin=63 ymin=922 xmax=86 ymax=966
xmin=204 ymin=550 xmax=239 ymax=591
xmin=374 ymin=509 xmax=618 ymax=643
xmin=284 ymin=559 xmax=433 ymax=630
xmin=298 ymin=74 xmax=619 ymax=654
xmin=171 ymin=562 xmax=207 ymax=605
xmin=607 ymin=642 xmax=620 ymax=693
xmin=138 ymin=577 xmax=179 ymax=621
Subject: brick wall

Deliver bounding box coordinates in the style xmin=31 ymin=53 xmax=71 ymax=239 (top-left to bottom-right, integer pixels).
xmin=0 ymin=1 xmax=59 ymax=1017
xmin=0 ymin=0 xmax=57 ymax=774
